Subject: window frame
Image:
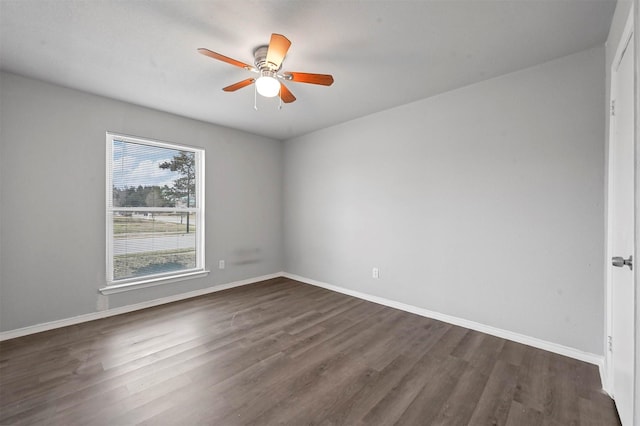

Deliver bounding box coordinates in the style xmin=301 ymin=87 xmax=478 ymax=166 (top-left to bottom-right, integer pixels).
xmin=103 ymin=132 xmax=206 ymax=293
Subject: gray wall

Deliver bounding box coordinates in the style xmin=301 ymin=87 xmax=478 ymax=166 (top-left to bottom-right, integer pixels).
xmin=0 ymin=45 xmax=608 ymax=357
xmin=0 ymin=71 xmax=283 ymax=332
xmin=283 ymin=47 xmax=606 ymax=355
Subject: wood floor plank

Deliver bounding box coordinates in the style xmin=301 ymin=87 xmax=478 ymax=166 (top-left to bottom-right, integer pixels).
xmin=543 ymin=353 xmax=581 ymax=425
xmin=391 ymin=354 xmax=468 ymax=425
xmin=578 ymin=394 xmax=621 ymax=426
xmin=317 ymin=354 xmax=420 ymax=425
xmin=0 ymin=278 xmax=620 ymax=425
xmin=468 ymin=360 xmax=520 ymax=425
xmin=499 ymin=340 xmax=531 ymax=367
xmin=430 ymin=364 xmax=490 ymax=425
xmin=514 ymin=346 xmax=552 ymax=412
xmin=505 ymin=400 xmax=544 ymax=426
xmin=362 ymin=353 xmax=466 ymax=424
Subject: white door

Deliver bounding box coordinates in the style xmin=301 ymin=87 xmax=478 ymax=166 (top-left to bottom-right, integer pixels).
xmin=609 ymin=25 xmax=635 ymax=426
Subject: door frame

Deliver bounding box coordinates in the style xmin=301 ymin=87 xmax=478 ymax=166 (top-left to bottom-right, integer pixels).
xmin=604 ymin=2 xmax=637 ymax=421
xmin=634 ymin=2 xmax=639 ymax=423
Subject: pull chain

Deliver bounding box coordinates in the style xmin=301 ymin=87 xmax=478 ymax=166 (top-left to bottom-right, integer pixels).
xmin=254 ymin=83 xmax=258 ymax=111
xmin=253 ymin=83 xmax=283 ymax=111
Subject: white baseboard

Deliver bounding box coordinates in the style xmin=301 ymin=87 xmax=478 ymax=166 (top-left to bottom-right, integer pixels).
xmin=600 ymin=357 xmax=613 ymax=396
xmin=1 ymin=270 xmax=606 ymax=372
xmin=283 ymin=272 xmax=605 ymax=368
xmin=0 ymin=272 xmax=284 ymax=342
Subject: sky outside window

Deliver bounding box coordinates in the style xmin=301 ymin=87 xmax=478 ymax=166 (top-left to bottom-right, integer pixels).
xmin=112 ymin=139 xmax=184 ymax=189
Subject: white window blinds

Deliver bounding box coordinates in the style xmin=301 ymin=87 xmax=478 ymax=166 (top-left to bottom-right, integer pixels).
xmin=106 ymin=133 xmax=204 ymax=284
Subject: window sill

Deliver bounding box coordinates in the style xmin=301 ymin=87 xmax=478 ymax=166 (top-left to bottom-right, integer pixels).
xmin=99 ymin=270 xmax=210 ymax=295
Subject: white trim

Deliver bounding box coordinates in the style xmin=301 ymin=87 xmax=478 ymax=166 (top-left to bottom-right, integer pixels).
xmin=196 ymin=149 xmax=205 ymax=274
xmin=105 ymin=131 xmax=205 ymax=285
xmin=605 ymin=5 xmax=636 ymax=397
xmin=0 ymin=273 xmax=283 ymax=342
xmin=106 ymin=137 xmax=114 ymax=284
xmin=100 ymin=269 xmax=210 ymax=294
xmin=1 ymin=270 xmax=606 ymax=374
xmin=105 ymin=131 xmax=205 ymax=153
xmin=600 ymin=362 xmax=610 ymax=396
xmin=283 ymin=272 xmax=604 ymax=367
xmin=107 ymin=207 xmax=199 ymax=213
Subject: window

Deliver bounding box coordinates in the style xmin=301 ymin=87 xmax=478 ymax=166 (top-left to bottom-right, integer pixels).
xmin=105 ymin=133 xmax=205 ymax=291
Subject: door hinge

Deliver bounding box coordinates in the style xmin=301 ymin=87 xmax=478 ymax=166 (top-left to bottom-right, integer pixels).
xmin=608 ymin=335 xmax=613 ymax=352
xmin=611 ymin=100 xmax=616 ymax=116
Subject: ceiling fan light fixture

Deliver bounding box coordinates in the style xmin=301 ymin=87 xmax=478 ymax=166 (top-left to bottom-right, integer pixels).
xmin=198 ymin=33 xmax=333 ymax=105
xmin=255 ymin=70 xmax=280 ymax=98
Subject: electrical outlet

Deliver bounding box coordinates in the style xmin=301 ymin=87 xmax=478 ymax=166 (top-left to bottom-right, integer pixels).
xmin=372 ymin=267 xmax=379 ymax=279
xmin=219 ymin=260 xmax=225 ymax=269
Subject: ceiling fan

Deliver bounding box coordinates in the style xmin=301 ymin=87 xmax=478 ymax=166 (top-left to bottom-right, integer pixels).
xmin=198 ymin=33 xmax=334 ymax=104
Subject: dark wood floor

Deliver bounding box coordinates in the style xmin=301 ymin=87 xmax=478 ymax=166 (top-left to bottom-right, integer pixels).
xmin=0 ymin=277 xmax=620 ymax=425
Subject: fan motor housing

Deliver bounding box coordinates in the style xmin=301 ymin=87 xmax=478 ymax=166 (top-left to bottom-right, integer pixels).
xmin=253 ymin=45 xmax=280 ymax=71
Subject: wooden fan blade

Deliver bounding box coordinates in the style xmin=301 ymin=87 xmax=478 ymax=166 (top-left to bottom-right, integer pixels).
xmin=265 ymin=34 xmax=291 ymax=70
xmin=285 ymin=72 xmax=334 ymax=86
xmin=223 ymin=78 xmax=255 ymax=92
xmin=197 ymin=48 xmax=253 ymax=69
xmin=279 ymin=83 xmax=296 ymax=103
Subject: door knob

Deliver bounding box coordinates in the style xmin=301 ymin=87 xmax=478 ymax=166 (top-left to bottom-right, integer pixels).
xmin=612 ymin=255 xmax=633 ymax=270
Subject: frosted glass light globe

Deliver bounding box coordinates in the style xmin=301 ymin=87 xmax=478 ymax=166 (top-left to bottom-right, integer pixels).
xmin=255 ymin=71 xmax=280 ymax=98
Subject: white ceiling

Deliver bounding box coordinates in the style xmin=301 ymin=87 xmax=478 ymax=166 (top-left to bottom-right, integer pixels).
xmin=0 ymin=0 xmax=616 ymax=140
